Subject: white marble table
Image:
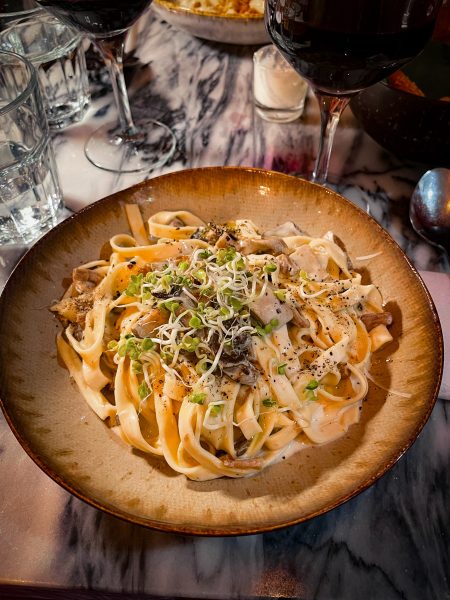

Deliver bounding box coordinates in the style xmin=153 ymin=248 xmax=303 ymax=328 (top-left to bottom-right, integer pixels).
xmin=0 ymin=12 xmax=449 ymax=600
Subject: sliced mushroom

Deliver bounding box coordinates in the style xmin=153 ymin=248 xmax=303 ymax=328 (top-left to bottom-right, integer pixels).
xmin=222 ymin=361 xmax=258 ymax=386
xmin=72 ymin=267 xmax=103 ymax=294
xmin=250 ymin=288 xmax=293 ymax=327
xmin=50 ymin=293 xmax=94 ymax=326
xmin=291 ymin=305 xmax=309 ymax=328
xmin=238 ymin=237 xmax=287 ymax=256
xmin=169 ymin=217 xmax=186 ymax=228
xmin=361 ymin=311 xmax=393 ymax=331
xmin=276 ymin=253 xmax=300 ymax=276
xmin=132 ymin=308 xmax=168 ymax=338
xmin=289 ymin=246 xmax=328 ymax=280
xmin=264 ymin=221 xmax=305 ymax=238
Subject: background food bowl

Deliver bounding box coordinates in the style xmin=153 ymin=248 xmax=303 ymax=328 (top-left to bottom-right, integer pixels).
xmin=351 ymin=41 xmax=450 ymax=167
xmin=152 ymin=0 xmax=269 ymax=45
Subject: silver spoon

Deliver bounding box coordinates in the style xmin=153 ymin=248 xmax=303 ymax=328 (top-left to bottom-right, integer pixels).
xmin=410 ymin=168 xmax=450 ymax=258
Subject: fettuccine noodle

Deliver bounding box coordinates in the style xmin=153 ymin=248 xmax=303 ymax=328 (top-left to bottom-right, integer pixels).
xmin=52 ymin=209 xmax=394 ymax=480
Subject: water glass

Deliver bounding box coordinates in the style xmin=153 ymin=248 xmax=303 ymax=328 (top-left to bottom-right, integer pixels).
xmin=253 ymin=44 xmax=308 ymax=123
xmin=0 ymin=50 xmax=63 ymax=245
xmin=0 ymin=12 xmax=90 ymax=129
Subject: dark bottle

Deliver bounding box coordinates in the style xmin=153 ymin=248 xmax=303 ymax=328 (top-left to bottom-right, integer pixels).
xmin=36 ymin=0 xmax=151 ymax=37
xmin=265 ymin=0 xmax=442 ymax=95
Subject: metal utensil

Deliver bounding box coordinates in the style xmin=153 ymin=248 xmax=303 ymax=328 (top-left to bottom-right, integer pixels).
xmin=410 ymin=168 xmax=450 ymax=257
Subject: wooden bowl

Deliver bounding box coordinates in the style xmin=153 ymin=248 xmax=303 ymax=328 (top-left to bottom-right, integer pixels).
xmin=0 ymin=167 xmax=442 ymax=535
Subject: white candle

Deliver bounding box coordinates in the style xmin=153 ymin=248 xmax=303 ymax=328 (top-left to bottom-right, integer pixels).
xmin=253 ymin=44 xmax=308 ymax=123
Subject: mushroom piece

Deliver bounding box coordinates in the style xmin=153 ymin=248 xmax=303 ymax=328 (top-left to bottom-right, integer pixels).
xmin=263 ymin=221 xmax=306 ymax=238
xmin=361 ymin=311 xmax=393 ymax=331
xmin=288 ymin=245 xmax=328 ymax=280
xmin=276 ymin=253 xmax=300 ymax=276
xmin=132 ymin=308 xmax=168 ymax=338
xmin=222 ymin=362 xmax=258 ymax=386
xmin=238 ymin=237 xmax=287 ymax=256
xmin=72 ymin=267 xmax=103 ymax=294
xmin=50 ymin=293 xmax=94 ymax=326
xmin=250 ymin=288 xmax=293 ymax=327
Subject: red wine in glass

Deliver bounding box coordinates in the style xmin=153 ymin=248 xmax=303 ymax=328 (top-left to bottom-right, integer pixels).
xmin=36 ymin=0 xmax=176 ymax=173
xmin=265 ymin=0 xmax=442 ymax=182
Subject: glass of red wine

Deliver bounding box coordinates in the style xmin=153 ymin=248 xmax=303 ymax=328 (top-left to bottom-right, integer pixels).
xmin=265 ymin=0 xmax=442 ymax=184
xmin=35 ymin=0 xmax=176 ymax=173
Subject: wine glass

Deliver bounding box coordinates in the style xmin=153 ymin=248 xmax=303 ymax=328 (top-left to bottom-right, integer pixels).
xmin=35 ymin=0 xmax=176 ymax=173
xmin=265 ymin=0 xmax=443 ymax=184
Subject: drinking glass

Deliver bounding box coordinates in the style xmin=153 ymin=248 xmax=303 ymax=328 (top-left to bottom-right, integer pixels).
xmin=35 ymin=0 xmax=176 ymax=173
xmin=0 ymin=50 xmax=63 ymax=245
xmin=0 ymin=0 xmax=40 ymax=30
xmin=0 ymin=12 xmax=90 ymax=129
xmin=265 ymin=0 xmax=443 ymax=183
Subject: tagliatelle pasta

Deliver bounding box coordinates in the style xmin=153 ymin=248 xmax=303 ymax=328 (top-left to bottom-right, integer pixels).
xmin=52 ymin=208 xmax=394 ymax=481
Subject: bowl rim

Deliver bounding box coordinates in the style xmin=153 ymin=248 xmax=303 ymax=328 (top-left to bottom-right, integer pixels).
xmin=0 ymin=166 xmax=443 ymax=536
xmin=153 ymin=0 xmax=264 ymax=21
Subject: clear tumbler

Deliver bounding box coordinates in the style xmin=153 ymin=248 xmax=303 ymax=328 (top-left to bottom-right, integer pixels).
xmin=0 ymin=50 xmax=63 ymax=245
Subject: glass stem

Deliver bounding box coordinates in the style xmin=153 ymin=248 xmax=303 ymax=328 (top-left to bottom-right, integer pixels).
xmin=94 ymin=33 xmax=138 ymax=136
xmin=312 ymin=92 xmax=350 ymax=184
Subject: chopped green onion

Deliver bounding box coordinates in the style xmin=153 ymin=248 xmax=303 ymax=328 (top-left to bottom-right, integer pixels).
xmin=264 ymin=323 xmax=273 ymax=334
xmin=235 ymin=257 xmax=246 ymax=271
xmin=255 ymin=325 xmax=266 ymax=337
xmin=220 ymin=306 xmax=232 ymax=317
xmin=125 ymin=273 xmax=143 ymax=296
xmin=262 ymin=398 xmax=277 ymax=407
xmin=107 ymin=340 xmax=118 ymax=351
xmin=277 ymin=363 xmax=287 ymax=375
xmin=209 ymin=404 xmax=222 ymax=417
xmin=141 ymin=338 xmax=154 ymax=351
xmin=198 ymin=249 xmax=212 ymax=259
xmin=177 ymin=260 xmax=189 ymax=272
xmin=138 ymin=381 xmax=150 ymax=400
xmin=162 ymin=300 xmax=179 ymax=313
xmin=305 ymin=379 xmax=319 ymax=390
xmin=270 ymin=318 xmax=279 ymax=328
xmin=189 ymin=315 xmax=203 ymax=329
xmin=274 ymin=289 xmax=286 ymax=301
xmin=216 ymin=247 xmax=236 ymax=265
xmin=188 ymin=392 xmax=206 ymax=405
xmin=132 ymin=361 xmax=143 ymax=374
xmin=264 ymin=262 xmax=277 ymax=273
xmin=118 ymin=343 xmax=127 ymax=357
xmin=300 ymin=270 xmax=310 ymax=281
xmin=181 ymin=335 xmax=200 ymax=352
xmin=230 ymin=297 xmax=243 ymax=311
xmin=194 ymin=269 xmax=206 ymax=283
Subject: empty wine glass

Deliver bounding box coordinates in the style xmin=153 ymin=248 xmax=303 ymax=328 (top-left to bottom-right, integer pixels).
xmin=265 ymin=0 xmax=443 ymax=184
xmin=35 ymin=0 xmax=176 ymax=173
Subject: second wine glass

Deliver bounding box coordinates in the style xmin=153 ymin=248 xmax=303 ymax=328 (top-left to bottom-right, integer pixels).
xmin=36 ymin=0 xmax=176 ymax=173
xmin=265 ymin=0 xmax=442 ymax=184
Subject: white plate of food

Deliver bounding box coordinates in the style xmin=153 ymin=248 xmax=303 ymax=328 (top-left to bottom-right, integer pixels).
xmin=0 ymin=167 xmax=442 ymax=535
xmin=152 ymin=0 xmax=269 ymax=45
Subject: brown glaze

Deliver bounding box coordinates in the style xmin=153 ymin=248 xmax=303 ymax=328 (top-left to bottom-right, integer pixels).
xmin=0 ymin=167 xmax=443 ymax=536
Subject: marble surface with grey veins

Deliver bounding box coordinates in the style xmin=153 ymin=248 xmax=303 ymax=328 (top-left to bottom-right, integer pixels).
xmin=0 ymin=10 xmax=449 ymax=600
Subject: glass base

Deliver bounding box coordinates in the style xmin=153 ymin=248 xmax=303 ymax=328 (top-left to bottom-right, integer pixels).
xmin=84 ymin=118 xmax=176 ymax=174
